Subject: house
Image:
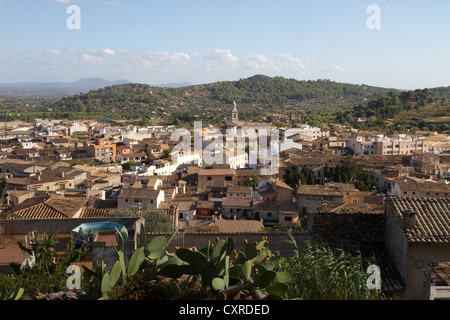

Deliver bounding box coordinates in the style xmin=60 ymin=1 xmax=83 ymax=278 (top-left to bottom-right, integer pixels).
xmin=197 ymin=168 xmax=235 ymax=192
xmin=251 ymin=200 xmax=299 ymax=227
xmin=6 ymin=190 xmax=35 ymax=206
xmin=221 ymin=197 xmax=253 ymax=220
xmin=6 ymin=167 xmax=87 ymax=192
xmin=390 ymin=179 xmax=450 ymax=198
xmin=296 ymin=183 xmax=361 ymax=214
xmin=0 ymin=160 xmax=47 ymax=177
xmin=196 ymin=200 xmax=222 ymax=218
xmin=234 ymin=169 xmax=261 ymax=187
xmin=256 ymin=179 xmax=294 ymax=202
xmin=385 ymin=196 xmax=450 ymax=300
xmin=117 ymin=188 xmax=165 ymax=211
xmin=226 ymin=186 xmax=253 ymax=199
xmin=423 ymin=262 xmax=450 ymax=300
xmin=6 ymin=194 xmax=88 ymax=219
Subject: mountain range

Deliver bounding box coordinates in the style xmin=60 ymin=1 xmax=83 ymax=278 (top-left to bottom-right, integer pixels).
xmin=0 ymin=78 xmax=132 ymax=96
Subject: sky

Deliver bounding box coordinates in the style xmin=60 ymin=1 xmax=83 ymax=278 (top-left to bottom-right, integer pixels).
xmin=0 ymin=0 xmax=449 ymax=90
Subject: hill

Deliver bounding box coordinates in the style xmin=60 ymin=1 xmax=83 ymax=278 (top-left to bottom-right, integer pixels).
xmin=43 ymin=75 xmax=398 ymax=124
xmin=430 ymin=86 xmax=450 ymax=100
xmin=311 ymin=88 xmax=450 ymax=134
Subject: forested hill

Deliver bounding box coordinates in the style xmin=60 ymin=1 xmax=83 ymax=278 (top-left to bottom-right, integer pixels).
xmin=45 ymin=75 xmax=396 ymax=121
xmin=430 ymin=86 xmax=450 ymax=100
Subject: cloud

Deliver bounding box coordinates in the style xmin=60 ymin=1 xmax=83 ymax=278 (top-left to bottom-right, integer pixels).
xmin=330 ymin=64 xmax=349 ymax=72
xmin=44 ymin=49 xmax=62 ymax=56
xmin=104 ymin=1 xmax=119 ymax=6
xmin=59 ymin=49 xmax=191 ymax=72
xmin=274 ymin=54 xmax=307 ymax=72
xmin=200 ymin=49 xmax=239 ymax=71
xmin=196 ymin=50 xmax=308 ymax=74
xmin=241 ymin=53 xmax=308 ymax=73
xmin=93 ymin=48 xmax=115 ymax=56
xmin=53 ymin=0 xmax=73 ymax=3
xmin=80 ymin=54 xmax=104 ymax=65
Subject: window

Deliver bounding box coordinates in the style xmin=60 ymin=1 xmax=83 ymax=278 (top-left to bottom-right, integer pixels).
xmin=225 ymin=176 xmax=232 ymax=181
xmin=207 ymin=177 xmax=212 ymax=181
xmin=285 ymin=216 xmax=292 ymax=222
xmin=267 ymin=212 xmax=272 ymax=217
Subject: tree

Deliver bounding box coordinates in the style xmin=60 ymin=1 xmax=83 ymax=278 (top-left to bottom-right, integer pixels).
xmin=141 ymin=209 xmax=172 ymax=233
xmin=244 ymin=175 xmax=259 ymax=188
xmin=306 ymin=169 xmax=316 ymax=185
xmin=285 ymin=164 xmax=302 ymax=190
xmin=334 ymin=164 xmax=342 ymax=183
xmin=0 ymin=177 xmax=7 ymax=208
xmin=9 ymin=231 xmax=87 ymax=298
xmin=121 ymin=161 xmax=140 ymax=171
xmin=323 ymin=163 xmax=331 ymax=180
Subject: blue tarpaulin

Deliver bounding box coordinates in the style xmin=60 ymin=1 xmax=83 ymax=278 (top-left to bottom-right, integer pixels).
xmin=72 ymin=221 xmax=125 ymax=248
xmin=72 ymin=221 xmax=125 ymax=234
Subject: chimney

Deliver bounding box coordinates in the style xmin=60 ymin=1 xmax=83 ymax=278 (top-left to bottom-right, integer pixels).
xmin=402 ymin=210 xmax=417 ymax=230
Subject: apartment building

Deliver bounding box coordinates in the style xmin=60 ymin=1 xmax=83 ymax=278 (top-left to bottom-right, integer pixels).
xmin=86 ymin=139 xmax=117 ymax=163
xmin=280 ymin=124 xmax=329 ymax=142
xmin=348 ymin=134 xmax=430 ymax=156
xmin=377 ymin=135 xmax=430 ymax=156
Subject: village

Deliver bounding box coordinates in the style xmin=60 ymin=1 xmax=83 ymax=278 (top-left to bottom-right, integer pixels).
xmin=0 ymin=102 xmax=449 ymax=300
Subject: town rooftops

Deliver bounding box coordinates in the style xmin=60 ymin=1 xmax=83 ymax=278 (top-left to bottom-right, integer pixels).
xmin=226 ymin=186 xmax=253 ymax=194
xmin=198 ymin=168 xmax=235 ymax=176
xmin=393 ymin=179 xmax=450 ymax=194
xmin=221 ymin=197 xmax=253 ymax=207
xmin=118 ymin=188 xmax=162 ymax=199
xmin=387 ymin=196 xmax=450 ymax=244
xmin=6 ymin=195 xmax=88 ymax=219
xmin=184 ymin=217 xmax=264 ymax=234
xmin=296 ymin=184 xmax=351 ymax=196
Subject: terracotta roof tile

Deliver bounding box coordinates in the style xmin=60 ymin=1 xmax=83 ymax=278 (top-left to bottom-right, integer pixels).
xmin=388 ymin=196 xmax=450 ymax=243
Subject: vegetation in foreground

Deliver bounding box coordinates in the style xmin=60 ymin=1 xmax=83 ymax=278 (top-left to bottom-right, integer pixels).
xmin=0 ymin=226 xmax=386 ymax=300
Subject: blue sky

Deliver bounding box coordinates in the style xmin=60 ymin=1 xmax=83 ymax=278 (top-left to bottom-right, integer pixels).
xmin=0 ymin=0 xmax=449 ymax=89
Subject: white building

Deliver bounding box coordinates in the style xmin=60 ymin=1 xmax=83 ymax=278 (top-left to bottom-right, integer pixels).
xmin=280 ymin=124 xmax=329 ymax=142
xmin=69 ymin=122 xmax=89 ymax=135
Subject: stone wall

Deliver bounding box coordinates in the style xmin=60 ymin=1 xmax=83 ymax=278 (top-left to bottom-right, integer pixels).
xmin=311 ymin=212 xmax=386 ymax=247
xmin=384 ymin=204 xmax=408 ymax=284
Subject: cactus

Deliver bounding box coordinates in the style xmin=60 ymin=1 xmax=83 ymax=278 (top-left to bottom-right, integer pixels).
xmin=99 ymin=260 xmax=122 ymax=299
xmin=158 ymin=236 xmax=291 ymax=300
xmin=0 ymin=284 xmax=24 ymax=300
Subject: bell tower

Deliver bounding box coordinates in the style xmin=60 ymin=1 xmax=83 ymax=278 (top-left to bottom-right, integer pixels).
xmin=230 ymin=101 xmax=239 ymax=125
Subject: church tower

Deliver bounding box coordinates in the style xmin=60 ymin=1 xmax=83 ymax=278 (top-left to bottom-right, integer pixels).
xmin=230 ymin=101 xmax=239 ymax=125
